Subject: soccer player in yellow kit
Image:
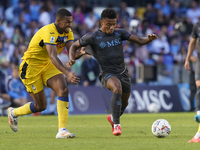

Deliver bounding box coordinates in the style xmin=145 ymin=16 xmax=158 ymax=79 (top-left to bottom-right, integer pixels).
xmin=7 ymin=8 xmax=82 ymax=139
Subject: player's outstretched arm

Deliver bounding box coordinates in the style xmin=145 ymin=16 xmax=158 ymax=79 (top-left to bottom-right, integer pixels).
xmin=66 ymin=41 xmax=85 ymax=60
xmin=128 ymin=34 xmax=158 ymax=45
xmin=46 ymin=44 xmax=80 ymax=85
xmin=185 ymin=38 xmax=197 ymax=71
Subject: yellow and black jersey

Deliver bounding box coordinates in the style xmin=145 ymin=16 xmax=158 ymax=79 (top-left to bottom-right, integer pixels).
xmin=21 ymin=23 xmax=74 ymax=65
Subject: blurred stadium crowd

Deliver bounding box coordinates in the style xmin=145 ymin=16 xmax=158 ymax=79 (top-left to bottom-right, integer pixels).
xmin=0 ymin=0 xmax=199 ymax=109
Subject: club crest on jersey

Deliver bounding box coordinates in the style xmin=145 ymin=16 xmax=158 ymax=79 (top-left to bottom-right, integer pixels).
xmin=99 ymin=42 xmax=106 ymax=49
xmin=50 ymin=36 xmax=55 ymax=43
xmin=56 ymin=36 xmax=68 ymax=43
xmin=64 ymin=37 xmax=68 ymax=43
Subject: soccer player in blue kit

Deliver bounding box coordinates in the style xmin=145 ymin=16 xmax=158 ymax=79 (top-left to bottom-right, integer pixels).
xmin=67 ymin=8 xmax=158 ymax=136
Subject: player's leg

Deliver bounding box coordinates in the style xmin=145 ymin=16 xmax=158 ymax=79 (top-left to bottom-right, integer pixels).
xmin=120 ymin=92 xmax=130 ymax=116
xmin=7 ymin=89 xmax=47 ymax=132
xmin=50 ymin=90 xmax=56 ymax=114
xmin=107 ymin=70 xmax=131 ymax=135
xmin=107 ymin=92 xmax=130 ymax=133
xmin=47 ymin=74 xmax=75 ymax=138
xmin=106 ymin=76 xmax=122 ymax=136
xmin=7 ymin=60 xmax=47 ymax=132
xmin=188 ymin=58 xmax=200 ymax=143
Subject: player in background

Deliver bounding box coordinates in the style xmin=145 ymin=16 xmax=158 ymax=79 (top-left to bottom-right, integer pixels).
xmin=7 ymin=8 xmax=84 ymax=139
xmin=185 ymin=21 xmax=200 ymax=143
xmin=67 ymin=8 xmax=158 ymax=136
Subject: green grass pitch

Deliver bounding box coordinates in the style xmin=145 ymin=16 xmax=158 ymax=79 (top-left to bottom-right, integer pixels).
xmin=0 ymin=112 xmax=200 ymax=150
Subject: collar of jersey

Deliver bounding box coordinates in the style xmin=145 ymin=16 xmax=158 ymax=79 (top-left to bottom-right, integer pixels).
xmin=54 ymin=23 xmax=63 ymax=34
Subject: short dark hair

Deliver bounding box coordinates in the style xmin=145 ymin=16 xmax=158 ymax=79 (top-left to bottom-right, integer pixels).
xmin=56 ymin=8 xmax=72 ymax=19
xmin=101 ymin=8 xmax=117 ymax=20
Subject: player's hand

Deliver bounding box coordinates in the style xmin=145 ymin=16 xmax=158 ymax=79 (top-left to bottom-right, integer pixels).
xmin=67 ymin=72 xmax=80 ymax=85
xmin=66 ymin=60 xmax=76 ymax=69
xmin=148 ymin=34 xmax=158 ymax=41
xmin=184 ymin=60 xmax=190 ymax=71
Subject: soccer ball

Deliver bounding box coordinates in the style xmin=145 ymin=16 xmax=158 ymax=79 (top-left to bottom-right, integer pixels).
xmin=148 ymin=103 xmax=161 ymax=113
xmin=151 ymin=119 xmax=171 ymax=138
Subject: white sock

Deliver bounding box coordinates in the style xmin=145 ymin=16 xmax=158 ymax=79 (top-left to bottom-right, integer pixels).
xmin=59 ymin=128 xmax=66 ymax=132
xmin=111 ymin=115 xmax=114 ymax=122
xmin=197 ymin=111 xmax=200 ymax=115
xmin=11 ymin=109 xmax=16 ymax=117
xmin=50 ymin=104 xmax=55 ymax=113
xmin=194 ymin=132 xmax=200 ymax=139
xmin=114 ymin=124 xmax=121 ymax=128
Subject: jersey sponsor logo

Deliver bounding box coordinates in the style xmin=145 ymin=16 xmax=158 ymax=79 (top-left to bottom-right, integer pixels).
xmin=50 ymin=36 xmax=55 ymax=43
xmin=50 ymin=32 xmax=55 ymax=34
xmin=107 ymin=38 xmax=121 ymax=47
xmin=99 ymin=38 xmax=121 ymax=49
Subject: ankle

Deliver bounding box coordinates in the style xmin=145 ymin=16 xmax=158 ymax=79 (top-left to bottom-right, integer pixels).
xmin=114 ymin=124 xmax=121 ymax=128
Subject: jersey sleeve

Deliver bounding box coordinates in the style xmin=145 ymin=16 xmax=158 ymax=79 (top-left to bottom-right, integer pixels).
xmin=120 ymin=29 xmax=131 ymax=41
xmin=42 ymin=29 xmax=58 ymax=45
xmin=79 ymin=33 xmax=93 ymax=47
xmin=191 ymin=23 xmax=198 ymax=39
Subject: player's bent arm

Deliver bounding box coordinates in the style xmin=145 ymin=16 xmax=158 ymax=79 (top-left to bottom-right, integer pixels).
xmin=69 ymin=40 xmax=82 ymax=61
xmin=46 ymin=44 xmax=70 ymax=76
xmin=185 ymin=38 xmax=197 ymax=62
xmin=128 ymin=34 xmax=158 ymax=45
xmin=66 ymin=41 xmax=85 ymax=60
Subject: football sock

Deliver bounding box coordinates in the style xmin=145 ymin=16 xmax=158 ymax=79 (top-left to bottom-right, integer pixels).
xmin=57 ymin=97 xmax=69 ymax=130
xmin=14 ymin=102 xmax=37 ymax=117
xmin=198 ymin=124 xmax=200 ymax=133
xmin=110 ymin=93 xmax=122 ymax=124
xmin=59 ymin=128 xmax=66 ymax=132
xmin=120 ymin=106 xmax=126 ymax=116
xmin=111 ymin=115 xmax=114 ymax=122
xmin=195 ymin=132 xmax=200 ymax=139
xmin=196 ymin=88 xmax=200 ymax=111
xmin=197 ymin=111 xmax=200 ymax=115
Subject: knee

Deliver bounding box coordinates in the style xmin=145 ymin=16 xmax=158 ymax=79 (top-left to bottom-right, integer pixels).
xmin=57 ymin=87 xmax=69 ymax=97
xmin=111 ymin=85 xmax=122 ymax=94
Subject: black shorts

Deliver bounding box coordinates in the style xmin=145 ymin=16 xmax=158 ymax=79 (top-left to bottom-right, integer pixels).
xmin=99 ymin=69 xmax=131 ymax=93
